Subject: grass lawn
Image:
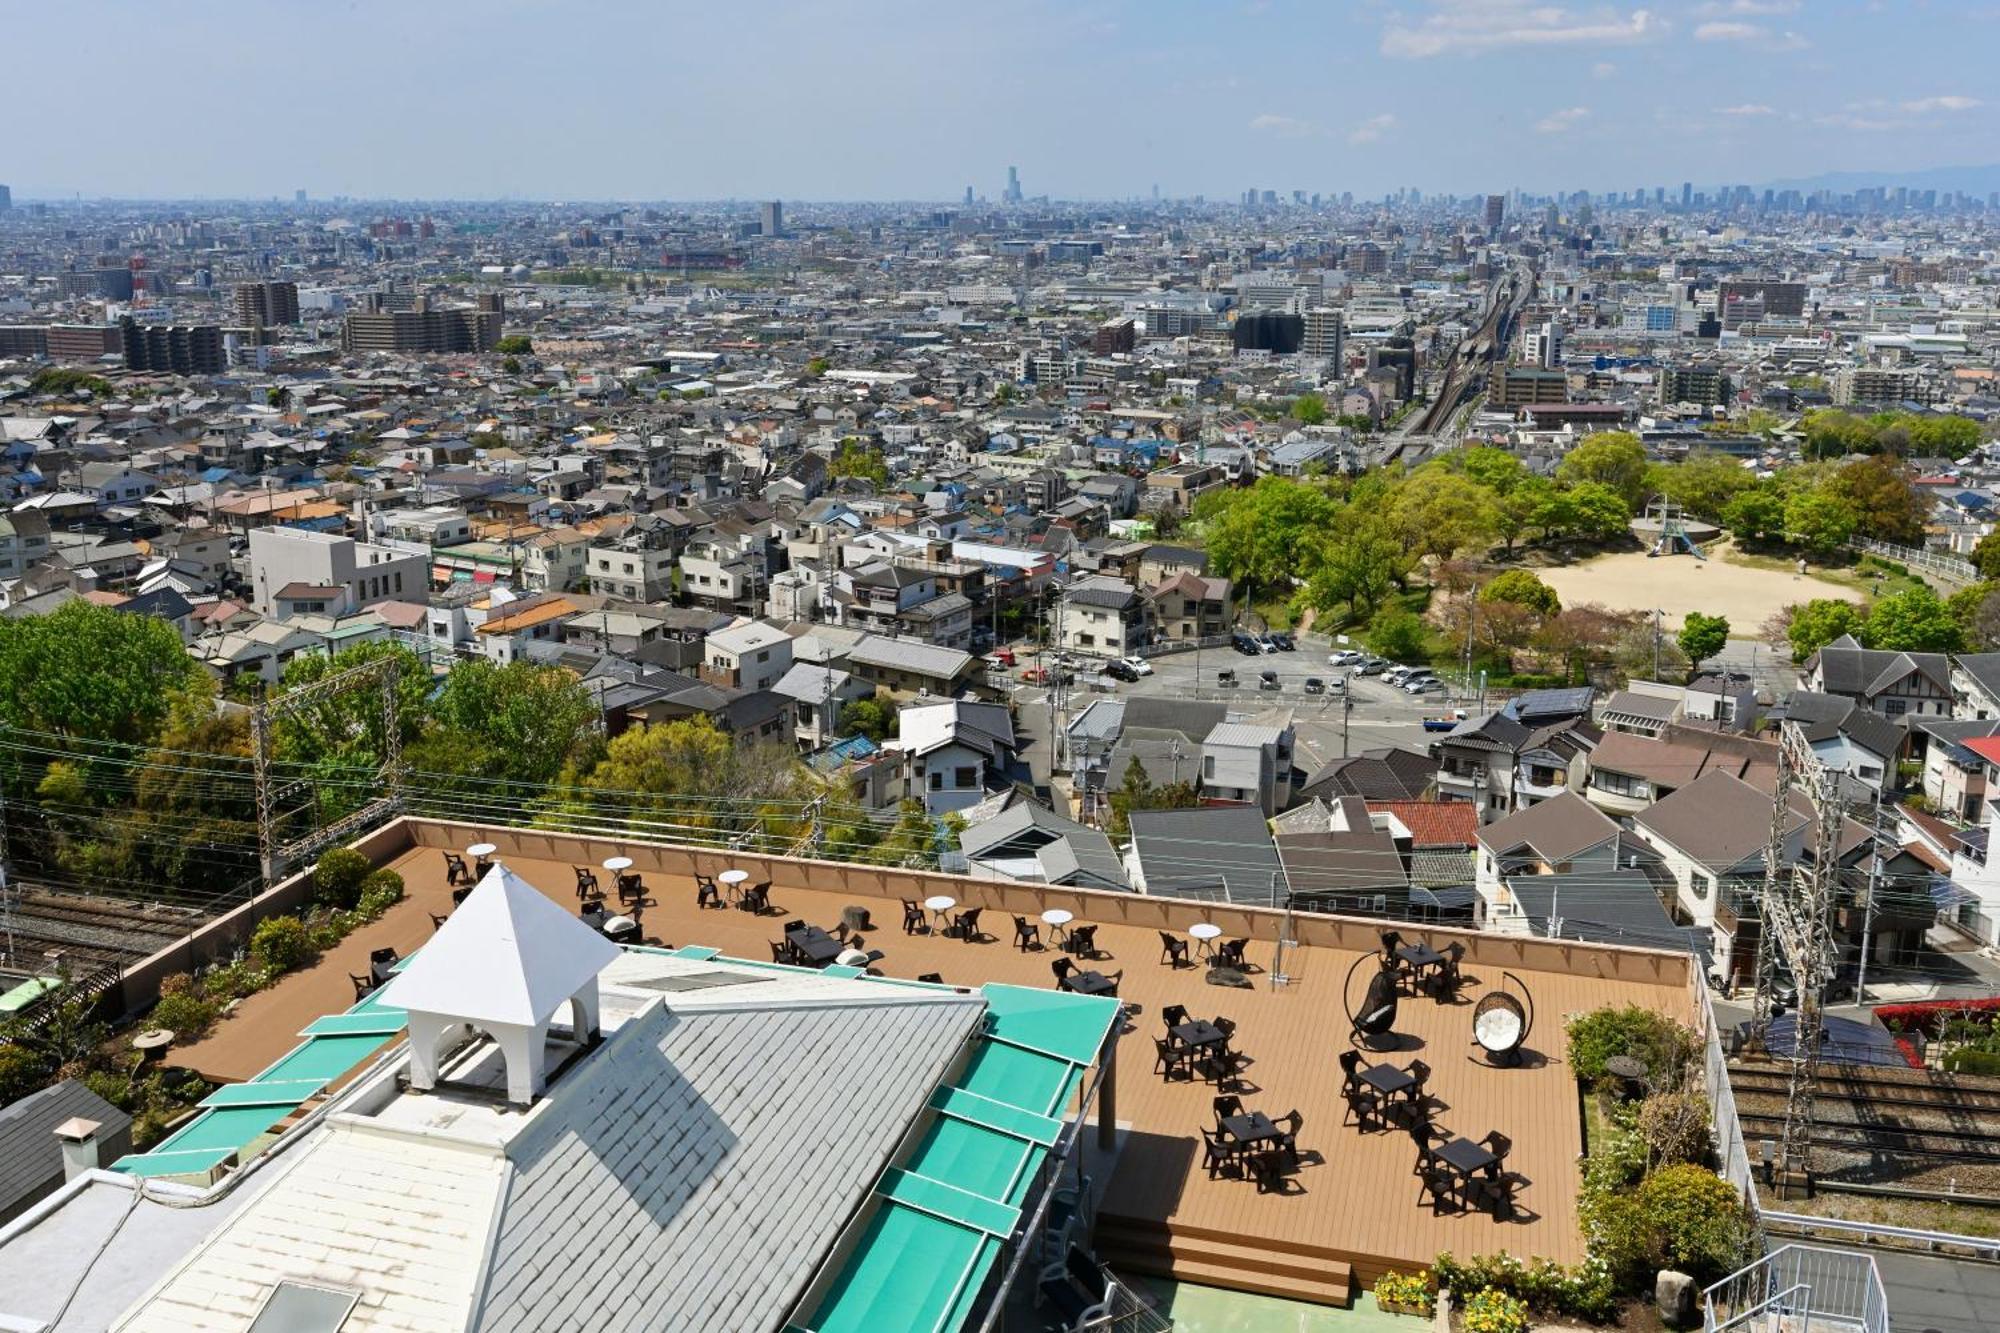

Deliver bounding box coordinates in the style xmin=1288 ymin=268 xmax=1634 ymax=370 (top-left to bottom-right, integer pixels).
xmin=1719 ymin=543 xmax=1930 ymax=604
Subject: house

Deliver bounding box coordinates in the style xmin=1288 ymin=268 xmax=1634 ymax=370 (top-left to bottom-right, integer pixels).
xmin=0 ymin=1079 xmax=132 ymax=1227
xmin=1773 ymin=691 xmax=1904 ymax=795
xmin=587 ymin=516 xmax=680 ymax=603
xmin=247 ymin=527 xmax=428 ymax=618
xmin=701 ymin=619 xmax=794 ymax=693
xmin=1953 ymin=652 xmax=2000 ymax=721
xmin=1125 ymin=804 xmax=1286 ymax=907
xmin=1148 ymin=571 xmax=1231 ymax=643
xmin=1297 ymin=746 xmax=1435 ymax=805
xmin=1803 ymin=634 xmax=1952 ymax=724
xmin=472 ymin=594 xmax=579 ymax=664
xmin=844 ymin=634 xmax=979 ymax=699
xmin=1584 ymin=724 xmax=1780 ymax=816
xmin=1274 ymin=796 xmax=1412 ymax=917
xmin=1200 ymin=719 xmax=1296 ymax=815
xmin=1473 ymin=791 xmax=1624 ymax=933
xmin=1056 ymin=575 xmax=1150 ymax=660
xmin=888 ymin=699 xmax=1019 ymax=814
xmin=1431 ymin=710 xmax=1595 ymax=822
xmin=957 ymin=794 xmax=1128 ymax=891
xmin=1917 ymin=718 xmax=2000 ymax=821
xmin=771 ymin=662 xmax=871 ymax=750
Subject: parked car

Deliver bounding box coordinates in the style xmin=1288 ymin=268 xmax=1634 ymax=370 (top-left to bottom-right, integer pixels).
xmin=984 ymin=648 xmax=1017 ymax=669
xmin=1422 ymin=712 xmax=1467 ymax=732
xmin=1354 ymin=658 xmax=1388 ymax=675
xmin=1269 ymin=632 xmax=1295 ymax=652
xmin=1324 ymin=675 xmax=1347 ymax=695
xmin=1383 ymin=666 xmax=1416 ymax=685
xmin=1217 ymin=668 xmax=1238 ymax=688
xmin=1021 ymin=665 xmax=1073 ymax=686
xmin=1232 ymin=633 xmax=1262 ymax=656
xmin=1258 ymin=669 xmax=1281 ymax=690
xmin=1329 ymin=649 xmax=1365 ymax=667
xmin=1255 ymin=634 xmax=1281 ymax=654
xmin=1118 ymin=656 xmax=1154 ymax=677
xmin=1103 ymin=659 xmax=1140 ymax=683
xmin=1302 ymin=677 xmax=1325 ymax=694
xmin=1404 ymin=677 xmax=1446 ymax=695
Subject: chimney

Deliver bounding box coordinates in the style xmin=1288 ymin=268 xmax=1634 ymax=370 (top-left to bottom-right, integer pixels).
xmin=54 ymin=1117 xmax=104 ymax=1181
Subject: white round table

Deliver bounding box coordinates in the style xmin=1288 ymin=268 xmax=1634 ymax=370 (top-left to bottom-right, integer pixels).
xmin=719 ymin=869 xmax=749 ymax=886
xmin=1041 ymin=908 xmax=1075 ymax=951
xmin=924 ymin=894 xmax=958 ymax=935
xmin=1188 ymin=922 xmax=1223 ymax=961
xmin=603 ymin=856 xmax=634 ymax=872
xmin=466 ymin=842 xmax=497 ymax=858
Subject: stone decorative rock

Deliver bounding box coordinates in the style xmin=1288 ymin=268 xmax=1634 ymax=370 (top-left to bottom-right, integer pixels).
xmin=1657 ymin=1269 xmax=1698 ymax=1328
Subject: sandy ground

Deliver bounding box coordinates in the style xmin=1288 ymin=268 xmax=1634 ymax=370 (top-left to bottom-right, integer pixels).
xmin=1536 ymin=548 xmax=1864 ymax=630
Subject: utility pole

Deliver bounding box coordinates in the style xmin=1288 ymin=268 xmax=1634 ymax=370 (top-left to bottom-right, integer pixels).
xmin=1652 ymin=607 xmax=1663 ymax=682
xmin=1341 ymin=693 xmax=1352 ymax=758
xmin=1855 ymin=787 xmax=1884 ymax=1006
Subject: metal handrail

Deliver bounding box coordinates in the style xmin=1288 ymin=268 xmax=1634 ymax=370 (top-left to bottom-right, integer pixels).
xmin=1761 ymin=1209 xmax=2000 ymax=1261
xmin=1707 ymin=1282 xmax=1812 ymax=1333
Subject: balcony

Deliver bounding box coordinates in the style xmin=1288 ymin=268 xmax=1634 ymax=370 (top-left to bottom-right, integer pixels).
xmin=1513 ymin=769 xmax=1569 ymax=801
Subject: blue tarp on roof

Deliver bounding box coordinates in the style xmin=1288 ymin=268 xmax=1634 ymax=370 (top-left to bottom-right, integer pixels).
xmin=1766 ymin=1013 xmax=1904 ymax=1067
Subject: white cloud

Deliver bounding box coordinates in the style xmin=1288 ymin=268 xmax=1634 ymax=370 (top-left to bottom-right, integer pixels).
xmin=1695 ymin=20 xmax=1763 ymax=40
xmin=1347 ymin=113 xmax=1397 ymax=144
xmin=1248 ymin=113 xmax=1318 ymax=136
xmin=1698 ymin=0 xmax=1798 ymax=13
xmin=1901 ymin=95 xmax=1980 ymax=113
xmin=1381 ymin=3 xmax=1659 ymax=59
xmin=1718 ymin=103 xmax=1777 ymax=116
xmin=1535 ymin=106 xmax=1592 ymax=133
xmin=1591 ymin=61 xmax=1618 ymax=78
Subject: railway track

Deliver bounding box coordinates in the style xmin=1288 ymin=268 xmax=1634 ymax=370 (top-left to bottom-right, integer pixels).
xmin=1734 ymin=1109 xmax=2000 ymax=1165
xmin=2 ymin=887 xmax=210 ymax=973
xmin=1729 ymin=1066 xmax=2000 ymax=1117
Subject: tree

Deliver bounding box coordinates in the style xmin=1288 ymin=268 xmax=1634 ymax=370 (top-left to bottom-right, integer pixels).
xmin=419 ymin=658 xmax=598 ymax=787
xmin=1677 ymin=612 xmax=1730 ymax=675
xmin=1480 ymin=569 xmax=1561 ymax=617
xmin=27 ymin=368 xmax=111 ymax=399
xmin=1391 ymin=467 xmax=1499 ymax=560
xmin=1783 ymin=489 xmax=1857 ymax=558
xmin=805 ymin=356 xmax=830 ymax=376
xmin=1369 ymin=606 xmax=1428 ymax=661
xmin=1860 ymin=586 xmax=1965 ymax=653
xmin=1974 ymin=532 xmax=2000 ymax=581
xmin=1305 ymin=512 xmax=1407 ymax=621
xmin=1829 ymin=455 xmax=1926 ymax=546
xmin=1106 ymin=755 xmax=1202 ymax=839
xmin=829 ymin=438 xmax=890 ymax=487
xmin=1289 ymin=393 xmax=1327 ymax=425
xmin=1494 ymin=474 xmax=1554 ymax=551
xmin=1565 ymin=481 xmax=1632 ymax=542
xmin=1453 ymin=445 xmax=1528 ymax=496
xmin=500 ymin=355 xmax=522 ymax=374
xmin=493 ymin=334 xmax=534 ymax=355
xmin=1722 ymin=487 xmax=1787 ymax=543
xmin=1201 ymin=476 xmax=1339 ymax=599
xmin=1786 ymin=599 xmax=1864 ymax=662
xmin=1657 ymin=450 xmax=1754 ymax=522
xmin=1556 ymin=431 xmax=1651 ymax=509
xmin=548 ymin=715 xmax=803 ymax=840
xmin=0 ymin=600 xmax=200 ymax=744
xmin=843 ymin=694 xmax=893 ymax=743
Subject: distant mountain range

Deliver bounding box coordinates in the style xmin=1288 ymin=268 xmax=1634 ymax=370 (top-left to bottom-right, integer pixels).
xmin=1760 ymin=163 xmax=2000 ymax=197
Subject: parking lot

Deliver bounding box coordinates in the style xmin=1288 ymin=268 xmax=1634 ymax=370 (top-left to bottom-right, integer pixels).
xmin=1006 ymin=635 xmax=1459 ymax=779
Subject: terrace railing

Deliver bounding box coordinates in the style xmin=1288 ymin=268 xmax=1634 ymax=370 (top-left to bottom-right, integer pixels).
xmin=1694 ymin=970 xmax=1759 ymax=1204
xmin=1846 ymin=537 xmax=1977 ymax=586
xmin=1701 ymin=1244 xmax=1888 ymax=1333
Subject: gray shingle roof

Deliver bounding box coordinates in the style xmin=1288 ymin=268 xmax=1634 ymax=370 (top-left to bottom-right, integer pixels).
xmin=0 ymin=1080 xmax=131 ymax=1223
xmin=1129 ymin=804 xmax=1285 ymax=907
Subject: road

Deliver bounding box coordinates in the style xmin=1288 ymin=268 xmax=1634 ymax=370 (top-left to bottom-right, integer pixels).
xmin=1384 ymin=260 xmax=1535 ymax=460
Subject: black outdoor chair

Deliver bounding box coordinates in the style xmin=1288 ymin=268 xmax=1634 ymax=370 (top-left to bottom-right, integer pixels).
xmin=1067 ymin=924 xmax=1099 ymax=958
xmin=783 ymin=919 xmax=807 ymax=934
xmin=1051 ymin=957 xmax=1077 ymax=990
xmin=1428 ymin=941 xmax=1466 ymax=996
xmin=1275 ymin=1108 xmax=1304 ymax=1164
xmin=1379 ymin=929 xmax=1403 ymax=959
xmin=951 ymin=907 xmax=983 ymax=941
xmin=1409 ymin=1122 xmax=1450 ymax=1176
xmin=1213 ymin=1016 xmax=1238 ymax=1045
xmin=901 ymin=899 xmax=925 ymax=934
xmin=1158 ymin=931 xmax=1190 ymax=968
xmin=1418 ymin=1156 xmax=1462 ymax=1214
xmin=617 ymin=872 xmax=645 ymax=905
xmin=1211 ymin=1093 xmax=1243 ymax=1130
xmin=1404 ymin=1059 xmax=1432 ymax=1101
xmin=1338 ymin=1048 xmax=1366 ymax=1099
xmin=1199 ymin=1127 xmax=1240 ymax=1179
xmin=451 ymin=886 xmax=475 ymax=907
xmin=1161 ymin=1004 xmax=1189 ymax=1033
xmin=428 ymin=911 xmax=448 ymax=932
xmin=573 ymin=866 xmax=599 ymax=899
xmin=444 ymin=851 xmax=471 ymax=886
xmin=1012 ymin=915 xmax=1042 ymax=952
xmin=474 ymin=857 xmax=494 ymax=880
xmin=349 ymin=973 xmax=374 ymax=1002
xmin=1481 ymin=1131 xmax=1513 ymax=1176
xmin=1215 ymin=937 xmax=1250 ymax=971
xmin=771 ymin=939 xmax=795 ymax=965
xmin=741 ymin=882 xmax=772 ymax=914
xmin=1153 ymin=1036 xmax=1193 ymax=1080
xmin=696 ymin=878 xmax=721 ymax=910
xmin=1246 ymin=1146 xmax=1287 ymax=1194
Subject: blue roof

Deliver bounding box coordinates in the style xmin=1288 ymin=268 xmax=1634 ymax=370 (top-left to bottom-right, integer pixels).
xmin=1503 ymin=686 xmax=1595 ymax=721
xmin=1766 ymin=1013 xmax=1904 ymax=1067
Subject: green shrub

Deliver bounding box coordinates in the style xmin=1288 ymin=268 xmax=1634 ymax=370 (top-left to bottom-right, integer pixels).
xmin=157 ymin=973 xmax=196 ymax=998
xmin=80 ymin=1068 xmax=136 ymax=1113
xmin=200 ymin=960 xmax=272 ymax=1001
xmin=355 ymin=869 xmax=405 ymax=920
xmin=250 ymin=914 xmax=314 ymax=972
xmin=1462 ymin=1287 xmax=1531 ymax=1333
xmin=1564 ymin=1004 xmax=1695 ymax=1085
xmin=1433 ymin=1253 xmax=1617 ymax=1323
xmin=312 ymin=848 xmax=375 ymax=909
xmin=150 ymin=990 xmax=222 ymax=1040
xmin=0 ymin=1043 xmax=49 ymax=1104
xmin=1636 ymin=1087 xmax=1714 ymax=1167
xmin=1639 ymin=1164 xmax=1751 ymax=1282
xmin=1944 ymin=1047 xmax=2000 ymax=1075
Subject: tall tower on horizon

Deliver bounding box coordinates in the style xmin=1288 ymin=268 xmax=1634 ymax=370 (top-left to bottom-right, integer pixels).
xmin=1005 ymin=166 xmax=1022 ymax=204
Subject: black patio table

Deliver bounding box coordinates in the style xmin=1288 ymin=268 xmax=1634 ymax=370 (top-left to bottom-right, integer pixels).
xmin=1396 ymin=942 xmax=1444 ymax=973
xmin=1436 ymin=1136 xmax=1497 ymax=1176
xmin=1222 ymin=1112 xmax=1282 ymax=1145
xmin=786 ymin=928 xmax=845 ymax=964
xmin=1360 ymin=1063 xmax=1417 ymax=1097
xmin=1065 ymin=970 xmax=1119 ymax=996
xmin=1173 ymin=1020 xmax=1228 ymax=1049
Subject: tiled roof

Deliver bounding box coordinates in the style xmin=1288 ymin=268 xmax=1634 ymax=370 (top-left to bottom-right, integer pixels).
xmin=1367 ymin=800 xmax=1478 ymax=849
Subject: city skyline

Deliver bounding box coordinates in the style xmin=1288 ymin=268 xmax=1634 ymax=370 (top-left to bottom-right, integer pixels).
xmin=4 ymin=1 xmax=1998 ymax=202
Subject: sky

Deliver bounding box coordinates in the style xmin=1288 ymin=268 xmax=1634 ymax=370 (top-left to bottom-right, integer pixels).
xmin=5 ymin=0 xmax=1998 ymax=202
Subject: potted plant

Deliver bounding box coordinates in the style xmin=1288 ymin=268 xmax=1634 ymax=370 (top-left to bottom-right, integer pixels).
xmin=1374 ymin=1268 xmax=1435 ymax=1317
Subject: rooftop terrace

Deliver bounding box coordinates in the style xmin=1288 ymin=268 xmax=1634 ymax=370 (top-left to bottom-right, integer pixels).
xmin=153 ymin=818 xmax=1692 ymax=1304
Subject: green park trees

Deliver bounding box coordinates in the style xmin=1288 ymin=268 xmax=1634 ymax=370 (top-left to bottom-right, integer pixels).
xmin=1676 ymin=613 xmax=1729 ymax=675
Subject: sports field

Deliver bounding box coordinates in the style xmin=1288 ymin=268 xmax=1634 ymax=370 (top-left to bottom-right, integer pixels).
xmin=1536 ymin=547 xmax=1864 ymax=630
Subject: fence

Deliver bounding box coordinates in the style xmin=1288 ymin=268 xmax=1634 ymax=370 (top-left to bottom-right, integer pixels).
xmin=1847 ymin=537 xmax=1978 ymax=586
xmin=1701 ymin=1244 xmax=1889 ymax=1333
xmin=1761 ymin=1211 xmax=2000 ymax=1262
xmin=1694 ymin=967 xmax=1759 ymax=1203
xmin=1075 ymin=1287 xmax=1174 ymax=1333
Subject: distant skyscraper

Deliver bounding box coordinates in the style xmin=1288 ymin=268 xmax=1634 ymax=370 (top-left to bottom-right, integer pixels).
xmin=1483 ymin=194 xmax=1505 ymax=233
xmin=1005 ymin=166 xmax=1022 ymax=204
xmin=759 ymin=200 xmax=783 ymax=237
xmin=235 ymin=281 xmax=301 ymax=327
xmin=294 ymin=188 xmax=306 ymax=204
xmin=0 ymin=184 xmax=11 ymax=211
xmin=964 ymin=185 xmax=974 ymax=205
xmin=1680 ymin=181 xmax=1693 ymax=208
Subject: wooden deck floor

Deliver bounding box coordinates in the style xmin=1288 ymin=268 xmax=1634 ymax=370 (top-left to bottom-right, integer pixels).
xmin=168 ymin=840 xmax=1688 ymax=1287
